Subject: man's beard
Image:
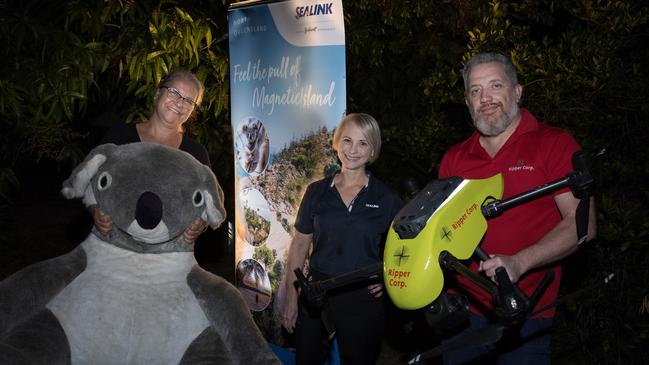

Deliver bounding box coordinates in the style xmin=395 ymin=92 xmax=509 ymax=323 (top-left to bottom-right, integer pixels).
xmin=472 ymin=103 xmax=519 ymax=137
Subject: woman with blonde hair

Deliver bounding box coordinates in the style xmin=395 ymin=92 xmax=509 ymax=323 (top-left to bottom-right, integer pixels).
xmin=280 ymin=113 xmax=403 ymax=364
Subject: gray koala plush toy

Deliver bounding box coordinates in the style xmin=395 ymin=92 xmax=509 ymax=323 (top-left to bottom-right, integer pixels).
xmin=0 ymin=143 xmax=280 ymax=365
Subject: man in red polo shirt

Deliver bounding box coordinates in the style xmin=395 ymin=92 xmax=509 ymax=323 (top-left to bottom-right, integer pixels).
xmin=439 ymin=52 xmax=597 ymax=364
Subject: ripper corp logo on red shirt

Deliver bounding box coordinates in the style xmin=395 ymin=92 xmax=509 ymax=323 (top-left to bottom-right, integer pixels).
xmin=508 ymin=159 xmax=535 ymax=172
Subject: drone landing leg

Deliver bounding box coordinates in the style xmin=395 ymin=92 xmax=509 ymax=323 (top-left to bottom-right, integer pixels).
xmin=473 ymin=246 xmax=554 ymax=323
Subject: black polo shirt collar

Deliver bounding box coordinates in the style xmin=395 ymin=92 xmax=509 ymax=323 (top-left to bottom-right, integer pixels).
xmin=327 ymin=172 xmax=370 ymax=213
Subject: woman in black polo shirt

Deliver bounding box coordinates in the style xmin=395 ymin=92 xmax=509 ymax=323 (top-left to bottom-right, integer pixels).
xmin=280 ymin=113 xmax=403 ymax=365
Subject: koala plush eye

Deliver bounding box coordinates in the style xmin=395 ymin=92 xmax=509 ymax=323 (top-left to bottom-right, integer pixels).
xmin=192 ymin=190 xmax=204 ymax=207
xmin=97 ymin=172 xmax=112 ymax=191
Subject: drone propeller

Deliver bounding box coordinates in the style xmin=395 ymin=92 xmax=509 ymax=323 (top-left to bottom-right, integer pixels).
xmin=407 ymin=272 xmax=615 ymax=364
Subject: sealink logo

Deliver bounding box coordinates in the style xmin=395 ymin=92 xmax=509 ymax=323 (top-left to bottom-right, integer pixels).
xmin=295 ymin=3 xmax=333 ymax=19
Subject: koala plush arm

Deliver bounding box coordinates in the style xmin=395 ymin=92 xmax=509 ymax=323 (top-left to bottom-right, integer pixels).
xmin=187 ymin=266 xmax=281 ymax=365
xmin=0 ymin=246 xmax=86 ymax=338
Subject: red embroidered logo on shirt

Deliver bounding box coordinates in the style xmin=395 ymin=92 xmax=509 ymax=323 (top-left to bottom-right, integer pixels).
xmin=508 ymin=159 xmax=535 ymax=172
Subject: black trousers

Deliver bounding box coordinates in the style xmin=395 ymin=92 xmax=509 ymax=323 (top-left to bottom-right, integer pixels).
xmin=294 ymin=281 xmax=385 ymax=365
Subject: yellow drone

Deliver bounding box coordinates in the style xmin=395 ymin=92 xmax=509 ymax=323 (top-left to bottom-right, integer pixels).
xmin=294 ymin=150 xmax=603 ymax=363
xmin=384 ymin=173 xmax=503 ymax=310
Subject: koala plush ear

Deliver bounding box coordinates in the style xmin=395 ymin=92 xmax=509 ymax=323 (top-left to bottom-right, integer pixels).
xmin=203 ymin=191 xmax=226 ymax=229
xmin=61 ymin=143 xmax=117 ymax=205
xmin=200 ymin=165 xmax=227 ymax=229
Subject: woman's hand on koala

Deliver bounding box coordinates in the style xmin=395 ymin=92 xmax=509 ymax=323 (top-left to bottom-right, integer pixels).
xmin=183 ymin=218 xmax=208 ymax=244
xmin=89 ymin=204 xmax=113 ymax=235
xmin=91 ymin=204 xmax=206 ymax=244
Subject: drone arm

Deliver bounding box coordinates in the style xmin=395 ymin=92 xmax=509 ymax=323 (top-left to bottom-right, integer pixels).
xmin=284 ymin=231 xmax=313 ymax=289
xmin=482 ymin=177 xmax=572 ymax=218
xmin=319 ymin=262 xmax=383 ymax=290
xmin=295 ymin=262 xmax=384 ymax=310
xmin=440 ymin=251 xmax=498 ymax=298
xmin=482 ymin=150 xmax=598 ymax=220
xmin=527 ymin=270 xmax=554 ymax=311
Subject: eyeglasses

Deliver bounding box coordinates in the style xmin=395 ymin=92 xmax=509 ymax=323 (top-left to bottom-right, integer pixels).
xmin=161 ymin=86 xmax=197 ymax=108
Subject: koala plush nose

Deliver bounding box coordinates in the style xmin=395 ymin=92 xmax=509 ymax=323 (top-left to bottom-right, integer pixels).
xmin=135 ymin=191 xmax=163 ymax=230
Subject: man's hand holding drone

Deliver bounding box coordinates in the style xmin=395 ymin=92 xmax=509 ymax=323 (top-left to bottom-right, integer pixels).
xmin=479 ymin=254 xmax=525 ymax=283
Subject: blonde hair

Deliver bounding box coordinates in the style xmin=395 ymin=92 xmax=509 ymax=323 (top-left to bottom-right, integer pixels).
xmin=332 ymin=113 xmax=382 ymax=164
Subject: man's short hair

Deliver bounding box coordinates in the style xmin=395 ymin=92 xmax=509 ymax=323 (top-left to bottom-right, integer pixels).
xmin=462 ymin=53 xmax=519 ymax=91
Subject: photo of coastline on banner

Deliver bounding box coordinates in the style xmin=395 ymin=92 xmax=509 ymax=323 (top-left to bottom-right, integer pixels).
xmin=228 ymin=0 xmax=346 ymax=338
xmin=240 ymin=187 xmax=271 ymax=247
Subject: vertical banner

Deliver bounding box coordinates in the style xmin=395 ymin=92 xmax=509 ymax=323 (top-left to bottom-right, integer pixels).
xmin=228 ymin=0 xmax=346 ymax=341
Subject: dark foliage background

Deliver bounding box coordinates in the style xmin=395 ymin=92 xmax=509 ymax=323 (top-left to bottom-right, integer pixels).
xmin=1 ymin=0 xmax=648 ymax=363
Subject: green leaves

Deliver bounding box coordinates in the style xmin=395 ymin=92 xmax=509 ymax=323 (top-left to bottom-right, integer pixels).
xmin=1 ymin=1 xmax=230 ymax=144
xmin=0 ymin=0 xmax=233 ymax=211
